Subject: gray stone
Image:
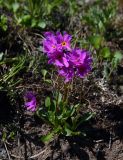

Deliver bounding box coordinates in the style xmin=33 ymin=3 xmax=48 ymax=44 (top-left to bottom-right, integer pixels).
xmin=0 ymin=148 xmax=7 ymax=159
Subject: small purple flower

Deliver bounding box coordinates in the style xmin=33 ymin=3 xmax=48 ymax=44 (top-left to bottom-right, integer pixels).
xmin=24 ymin=92 xmax=37 ymax=112
xmin=42 ymin=31 xmax=72 ymax=55
xmin=48 ymin=51 xmax=69 ymax=67
xmin=58 ymin=65 xmax=74 ymax=82
xmin=43 ymin=32 xmax=58 ymax=54
xmin=69 ymin=49 xmax=92 ymax=78
xmin=56 ymin=32 xmax=72 ymax=51
xmin=69 ymin=49 xmax=86 ymax=66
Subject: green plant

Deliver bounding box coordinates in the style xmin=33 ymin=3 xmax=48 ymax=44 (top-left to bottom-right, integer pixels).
xmin=88 ymin=34 xmax=123 ymax=79
xmin=83 ymin=0 xmax=117 ymax=34
xmin=84 ymin=0 xmax=121 ymax=79
xmin=0 ymin=15 xmax=8 ymax=31
xmin=31 ymin=31 xmax=95 ymax=143
xmin=41 ymin=69 xmax=52 ymax=84
xmin=0 ymin=54 xmax=27 ymax=91
xmin=1 ymin=0 xmax=81 ymax=29
xmin=107 ymin=51 xmax=123 ymax=78
xmin=37 ymin=83 xmax=94 ymax=143
xmin=88 ymin=32 xmax=123 ymax=79
xmin=1 ymin=0 xmax=67 ymax=28
xmin=1 ymin=126 xmax=16 ymax=142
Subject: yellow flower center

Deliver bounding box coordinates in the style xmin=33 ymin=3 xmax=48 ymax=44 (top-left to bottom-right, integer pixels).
xmin=62 ymin=41 xmax=66 ymax=46
xmin=52 ymin=45 xmax=56 ymax=48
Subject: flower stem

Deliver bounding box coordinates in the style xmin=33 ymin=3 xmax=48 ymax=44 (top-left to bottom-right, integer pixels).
xmin=63 ymin=82 xmax=70 ymax=107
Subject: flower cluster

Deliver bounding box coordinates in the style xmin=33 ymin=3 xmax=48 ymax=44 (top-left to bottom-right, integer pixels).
xmin=43 ymin=31 xmax=92 ymax=82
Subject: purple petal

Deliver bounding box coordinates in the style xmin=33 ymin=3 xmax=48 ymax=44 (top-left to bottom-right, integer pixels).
xmin=62 ymin=57 xmax=69 ymax=67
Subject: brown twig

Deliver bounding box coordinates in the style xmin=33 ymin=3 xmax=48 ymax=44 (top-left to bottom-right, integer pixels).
xmin=29 ymin=148 xmax=47 ymax=159
xmin=4 ymin=142 xmax=11 ymax=160
xmin=10 ymin=148 xmax=47 ymax=159
xmin=11 ymin=154 xmax=24 ymax=159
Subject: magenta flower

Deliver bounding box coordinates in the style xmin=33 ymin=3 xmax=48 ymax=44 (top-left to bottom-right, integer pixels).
xmin=58 ymin=65 xmax=74 ymax=82
xmin=24 ymin=92 xmax=37 ymax=112
xmin=43 ymin=31 xmax=72 ymax=55
xmin=48 ymin=51 xmax=69 ymax=67
xmin=43 ymin=32 xmax=58 ymax=54
xmin=42 ymin=31 xmax=92 ymax=82
xmin=58 ymin=49 xmax=92 ymax=82
xmin=56 ymin=32 xmax=72 ymax=51
xmin=69 ymin=49 xmax=87 ymax=66
xmin=69 ymin=49 xmax=92 ymax=78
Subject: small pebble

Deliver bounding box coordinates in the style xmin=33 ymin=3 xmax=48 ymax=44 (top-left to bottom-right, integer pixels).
xmin=0 ymin=148 xmax=7 ymax=159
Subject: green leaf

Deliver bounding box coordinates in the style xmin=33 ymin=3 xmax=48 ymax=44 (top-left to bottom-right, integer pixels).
xmin=64 ymin=127 xmax=73 ymax=136
xmin=45 ymin=79 xmax=52 ymax=84
xmin=101 ymin=47 xmax=111 ymax=59
xmin=12 ymin=2 xmax=19 ymax=12
xmin=46 ymin=4 xmax=52 ymax=15
xmin=41 ymin=132 xmax=54 ymax=143
xmin=2 ymin=25 xmax=7 ymax=31
xmin=53 ymin=100 xmax=56 ymax=108
xmin=83 ymin=112 xmax=94 ymax=121
xmin=45 ymin=97 xmax=51 ymax=108
xmin=112 ymin=51 xmax=123 ymax=68
xmin=98 ymin=21 xmax=104 ymax=31
xmin=21 ymin=15 xmax=31 ymax=25
xmin=41 ymin=126 xmax=61 ymax=143
xmin=114 ymin=51 xmax=122 ymax=63
xmin=41 ymin=69 xmax=47 ymax=78
xmin=31 ymin=19 xmax=37 ymax=27
xmin=38 ymin=21 xmax=46 ymax=28
xmin=69 ymin=107 xmax=76 ymax=116
xmin=2 ymin=131 xmax=7 ymax=141
xmin=48 ymin=111 xmax=56 ymax=124
xmin=0 ymin=15 xmax=7 ymax=31
xmin=8 ymin=131 xmax=15 ymax=140
xmin=64 ymin=124 xmax=81 ymax=136
xmin=58 ymin=92 xmax=62 ymax=104
xmin=76 ymin=112 xmax=94 ymax=129
xmin=89 ymin=35 xmax=103 ymax=49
